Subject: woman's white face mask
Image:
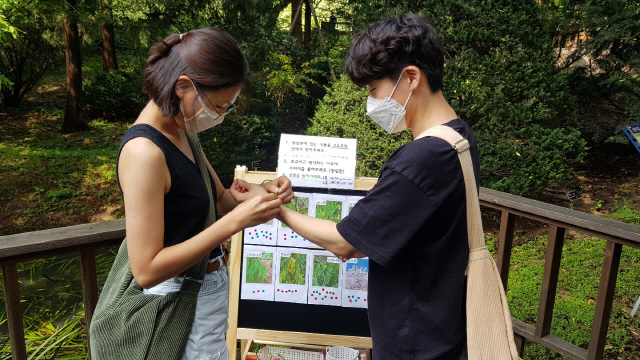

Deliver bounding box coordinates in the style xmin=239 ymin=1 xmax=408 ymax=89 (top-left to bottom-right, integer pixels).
xmin=366 ymin=69 xmax=412 ymax=134
xmin=180 ymin=80 xmax=227 ymax=133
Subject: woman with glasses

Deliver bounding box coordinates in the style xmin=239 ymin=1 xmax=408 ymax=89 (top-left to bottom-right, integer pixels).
xmin=96 ymin=28 xmax=294 ymax=359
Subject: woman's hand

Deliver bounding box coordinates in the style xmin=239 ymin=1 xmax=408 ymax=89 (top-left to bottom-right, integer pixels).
xmin=229 ymin=179 xmax=268 ymax=203
xmin=229 ymin=193 xmax=282 ymax=228
xmin=262 ymin=176 xmax=294 ymax=204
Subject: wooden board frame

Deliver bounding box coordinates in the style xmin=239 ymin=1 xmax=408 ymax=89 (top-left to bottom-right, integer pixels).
xmin=226 ymin=167 xmax=376 ymax=360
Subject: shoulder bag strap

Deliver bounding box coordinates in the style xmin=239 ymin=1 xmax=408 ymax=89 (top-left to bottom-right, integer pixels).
xmin=182 ymin=132 xmax=217 ymax=281
xmin=415 ymin=125 xmax=485 ymax=251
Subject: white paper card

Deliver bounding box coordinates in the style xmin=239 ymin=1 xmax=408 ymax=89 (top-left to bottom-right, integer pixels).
xmin=244 ymin=219 xmax=278 ymax=246
xmin=277 ymin=134 xmax=357 ymax=189
xmin=278 ymin=193 xmax=313 ymax=248
xmin=241 ymin=246 xmax=276 ymax=301
xmin=274 ymin=248 xmax=311 ymax=304
xmin=342 ymin=195 xmax=364 ymax=219
xmin=341 ymin=257 xmax=369 ymax=308
xmin=308 ymin=250 xmax=342 ymax=306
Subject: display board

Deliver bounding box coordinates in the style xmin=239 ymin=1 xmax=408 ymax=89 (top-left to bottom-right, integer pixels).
xmin=226 ymin=169 xmax=378 ymax=360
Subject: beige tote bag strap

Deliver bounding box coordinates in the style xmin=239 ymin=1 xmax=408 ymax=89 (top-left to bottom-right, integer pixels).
xmin=415 ymin=125 xmax=485 ymax=251
xmin=416 ymin=125 xmax=519 ymax=360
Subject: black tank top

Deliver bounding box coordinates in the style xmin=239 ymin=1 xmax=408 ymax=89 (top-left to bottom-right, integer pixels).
xmin=116 ymin=124 xmax=222 ymax=259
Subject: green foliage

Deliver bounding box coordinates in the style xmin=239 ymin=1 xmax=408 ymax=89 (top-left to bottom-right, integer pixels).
xmin=605 ymin=199 xmax=640 ymax=225
xmin=312 ymin=256 xmax=339 ymax=288
xmin=309 ymin=1 xmax=588 ymax=195
xmin=82 ymin=69 xmax=146 ymax=120
xmin=281 ymin=196 xmax=309 ymax=227
xmin=314 ymin=200 xmax=342 ymax=223
xmin=0 ymin=0 xmax=62 ymax=107
xmin=279 ymin=253 xmax=306 ymax=285
xmin=557 ymin=1 xmax=640 ymax=124
xmin=200 ymin=108 xmax=279 ymax=185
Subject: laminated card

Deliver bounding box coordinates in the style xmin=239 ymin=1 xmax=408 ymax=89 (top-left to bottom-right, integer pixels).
xmin=275 ymin=248 xmax=311 ymax=304
xmin=244 ymin=219 xmax=278 ymax=246
xmin=277 ymin=134 xmax=357 ymax=189
xmin=308 ymin=250 xmax=342 ymax=306
xmin=341 ymin=258 xmax=369 ymax=308
xmin=278 ymin=193 xmax=313 ymax=248
xmin=241 ymin=246 xmax=276 ymax=301
xmin=342 ymin=195 xmax=364 ymax=219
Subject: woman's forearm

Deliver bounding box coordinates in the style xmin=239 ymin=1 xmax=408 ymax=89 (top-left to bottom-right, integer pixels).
xmin=277 ymin=206 xmax=357 ymax=257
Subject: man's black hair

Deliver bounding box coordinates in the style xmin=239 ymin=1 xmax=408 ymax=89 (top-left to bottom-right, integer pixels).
xmin=344 ymin=13 xmax=445 ymax=92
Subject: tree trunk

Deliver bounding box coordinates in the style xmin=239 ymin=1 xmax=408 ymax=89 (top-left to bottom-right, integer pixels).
xmin=291 ymin=0 xmax=302 ymax=43
xmin=62 ymin=0 xmax=88 ymax=133
xmin=101 ymin=5 xmax=118 ymax=72
xmin=304 ymin=0 xmax=311 ymax=47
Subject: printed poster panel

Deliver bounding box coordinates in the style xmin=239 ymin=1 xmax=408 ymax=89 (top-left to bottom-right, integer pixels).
xmin=274 ymin=248 xmax=311 ymax=304
xmin=278 ymin=193 xmax=313 ymax=248
xmin=277 ymin=134 xmax=357 ymax=189
xmin=241 ymin=246 xmax=276 ymax=301
xmin=307 ymin=250 xmax=342 ymax=306
xmin=341 ymin=258 xmax=369 ymax=308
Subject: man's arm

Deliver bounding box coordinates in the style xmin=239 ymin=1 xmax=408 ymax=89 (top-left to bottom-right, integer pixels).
xmin=277 ymin=206 xmax=358 ymax=258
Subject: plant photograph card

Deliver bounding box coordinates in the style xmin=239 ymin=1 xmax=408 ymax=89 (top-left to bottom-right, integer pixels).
xmin=278 ymin=193 xmax=313 ymax=248
xmin=308 ymin=250 xmax=342 ymax=306
xmin=241 ymin=246 xmax=276 ymax=301
xmin=274 ymin=248 xmax=310 ymax=304
xmin=312 ymin=194 xmax=346 ymax=224
xmin=244 ymin=219 xmax=278 ymax=246
xmin=341 ymin=258 xmax=369 ymax=308
xmin=342 ymin=195 xmax=364 ymax=219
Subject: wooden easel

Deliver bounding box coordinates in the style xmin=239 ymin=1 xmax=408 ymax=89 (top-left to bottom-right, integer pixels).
xmin=226 ymin=167 xmax=376 ymax=360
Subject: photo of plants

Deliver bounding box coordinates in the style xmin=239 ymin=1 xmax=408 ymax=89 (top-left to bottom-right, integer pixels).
xmin=245 ymin=252 xmax=273 ymax=284
xmin=315 ymin=200 xmax=342 ymax=223
xmin=281 ymin=196 xmax=309 ymax=227
xmin=312 ymin=255 xmax=340 ymax=288
xmin=345 ymin=259 xmax=368 ymax=291
xmin=279 ymin=253 xmax=307 ymax=285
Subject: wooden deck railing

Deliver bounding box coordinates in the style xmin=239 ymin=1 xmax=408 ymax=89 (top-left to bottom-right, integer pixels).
xmin=1 ymin=188 xmax=640 ymax=360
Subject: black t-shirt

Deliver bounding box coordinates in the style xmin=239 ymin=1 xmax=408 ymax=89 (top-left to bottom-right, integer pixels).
xmin=337 ymin=118 xmax=479 ymax=359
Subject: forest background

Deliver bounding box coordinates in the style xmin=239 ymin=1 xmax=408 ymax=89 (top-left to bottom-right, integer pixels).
xmin=1 ymin=0 xmax=640 ymax=359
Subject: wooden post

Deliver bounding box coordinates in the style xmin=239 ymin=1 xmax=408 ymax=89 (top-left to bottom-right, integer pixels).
xmin=513 ymin=333 xmax=526 ymax=358
xmin=535 ymin=226 xmax=565 ymax=338
xmin=496 ymin=211 xmax=516 ymax=291
xmin=2 ymin=263 xmax=27 ymax=360
xmin=307 ymin=0 xmax=337 ymax=80
xmin=81 ymin=250 xmax=99 ymax=358
xmin=587 ymin=241 xmax=622 ymax=360
xmin=227 ymin=165 xmax=248 ymax=360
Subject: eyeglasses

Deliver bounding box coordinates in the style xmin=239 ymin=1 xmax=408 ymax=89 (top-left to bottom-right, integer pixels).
xmin=194 ymin=82 xmax=237 ymax=117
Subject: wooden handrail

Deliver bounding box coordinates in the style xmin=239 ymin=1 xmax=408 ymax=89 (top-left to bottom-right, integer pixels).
xmin=1 ymin=187 xmax=639 ymax=360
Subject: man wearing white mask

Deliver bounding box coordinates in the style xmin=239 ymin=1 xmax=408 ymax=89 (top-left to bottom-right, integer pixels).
xmin=277 ymin=13 xmax=477 ymax=359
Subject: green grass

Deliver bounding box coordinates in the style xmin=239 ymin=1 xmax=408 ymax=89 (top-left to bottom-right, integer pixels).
xmin=487 ymin=230 xmax=640 ymax=359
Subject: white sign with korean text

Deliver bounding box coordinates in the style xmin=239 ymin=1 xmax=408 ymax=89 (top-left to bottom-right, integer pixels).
xmin=277 ymin=134 xmax=357 ymax=189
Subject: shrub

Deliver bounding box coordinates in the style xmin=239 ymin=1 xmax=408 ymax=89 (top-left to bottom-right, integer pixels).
xmin=309 ymin=0 xmax=588 ymax=195
xmin=83 ymin=69 xmax=146 ymax=120
xmin=200 ymin=106 xmax=279 ymax=184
